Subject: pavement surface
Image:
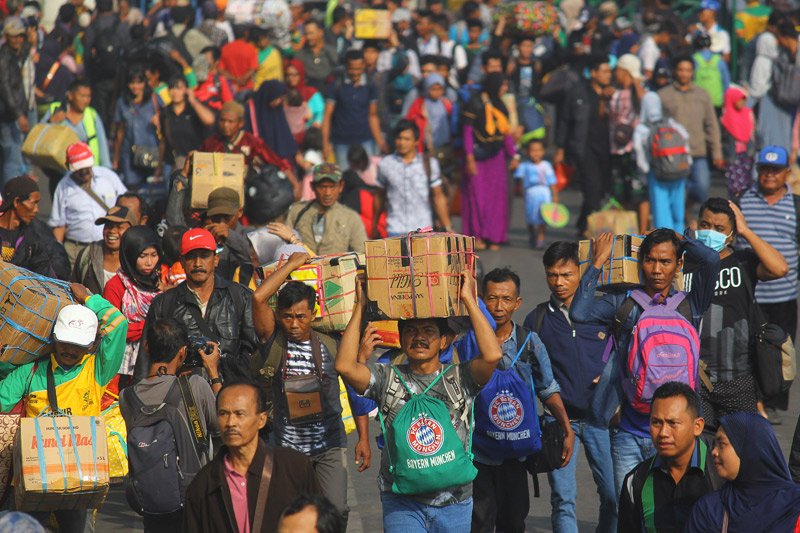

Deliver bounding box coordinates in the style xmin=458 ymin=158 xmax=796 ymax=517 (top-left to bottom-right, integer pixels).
xmin=33 ymin=171 xmax=793 ymax=532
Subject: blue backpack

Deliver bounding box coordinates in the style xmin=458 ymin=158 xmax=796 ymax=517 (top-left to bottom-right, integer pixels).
xmin=473 ymin=330 xmax=542 ymax=460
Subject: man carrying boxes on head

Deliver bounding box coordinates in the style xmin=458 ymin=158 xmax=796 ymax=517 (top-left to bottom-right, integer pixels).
xmin=0 ymin=282 xmax=127 ymax=531
xmin=252 ymin=251 xmax=352 ymax=528
xmin=336 ymin=271 xmax=502 ymax=532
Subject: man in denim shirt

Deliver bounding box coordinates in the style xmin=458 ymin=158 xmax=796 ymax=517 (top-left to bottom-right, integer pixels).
xmin=471 ymin=268 xmax=573 ymax=533
xmin=570 ymin=230 xmax=720 ymax=498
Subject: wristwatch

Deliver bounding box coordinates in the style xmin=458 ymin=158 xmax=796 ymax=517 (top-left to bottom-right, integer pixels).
xmin=210 ymin=376 xmax=223 ymax=386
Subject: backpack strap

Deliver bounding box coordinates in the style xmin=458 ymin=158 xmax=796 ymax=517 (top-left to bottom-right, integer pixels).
xmin=440 ymin=363 xmax=466 ymax=415
xmin=527 ymin=302 xmax=549 ymax=335
xmin=46 ymin=360 xmax=60 ymax=415
xmin=177 ymin=375 xmax=209 ymax=459
xmin=613 ymin=294 xmax=637 ymax=342
xmin=379 ymin=365 xmax=407 ymax=417
xmin=792 ymin=194 xmax=800 ymax=248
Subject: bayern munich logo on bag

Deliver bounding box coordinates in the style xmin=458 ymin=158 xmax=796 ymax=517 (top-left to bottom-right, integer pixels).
xmin=407 ymin=414 xmax=444 ymax=456
xmin=489 ymin=391 xmax=524 ymax=430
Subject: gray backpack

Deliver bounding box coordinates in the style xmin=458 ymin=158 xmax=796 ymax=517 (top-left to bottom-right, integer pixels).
xmin=770 ymin=55 xmax=800 ymax=109
xmin=649 ymin=120 xmax=691 ymax=181
xmin=121 ymin=377 xmax=208 ymax=516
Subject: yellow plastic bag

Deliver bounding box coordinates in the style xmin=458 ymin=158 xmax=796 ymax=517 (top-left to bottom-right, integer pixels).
xmin=102 ymin=394 xmax=128 ymax=483
xmin=339 ymin=378 xmax=356 ymax=435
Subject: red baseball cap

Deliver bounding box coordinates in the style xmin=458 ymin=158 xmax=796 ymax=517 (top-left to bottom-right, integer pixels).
xmin=180 ymin=228 xmax=217 ymax=255
xmin=66 ymin=142 xmax=94 ymax=172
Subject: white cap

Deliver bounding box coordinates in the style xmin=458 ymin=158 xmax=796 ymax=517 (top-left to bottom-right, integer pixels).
xmin=53 ymin=305 xmax=98 ymax=347
xmin=616 ymin=53 xmax=643 ymax=80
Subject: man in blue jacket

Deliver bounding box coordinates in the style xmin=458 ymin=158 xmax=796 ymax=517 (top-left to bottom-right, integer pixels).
xmin=570 ymin=229 xmax=720 ymax=499
xmin=524 ymin=242 xmax=617 ymax=533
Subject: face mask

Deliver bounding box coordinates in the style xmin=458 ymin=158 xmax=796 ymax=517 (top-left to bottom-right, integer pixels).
xmin=696 ymin=229 xmax=731 ymax=252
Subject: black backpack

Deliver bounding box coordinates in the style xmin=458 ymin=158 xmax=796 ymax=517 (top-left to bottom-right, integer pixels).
xmin=122 ymin=377 xmax=208 ymax=516
xmin=91 ymin=19 xmax=121 ymax=78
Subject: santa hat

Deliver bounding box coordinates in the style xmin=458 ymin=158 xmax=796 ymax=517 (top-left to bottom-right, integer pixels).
xmin=66 ymin=142 xmax=94 ymax=172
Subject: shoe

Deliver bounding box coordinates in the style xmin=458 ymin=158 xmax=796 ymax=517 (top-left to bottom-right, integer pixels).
xmin=766 ymin=407 xmax=782 ymax=426
xmin=535 ymin=238 xmax=546 ymax=250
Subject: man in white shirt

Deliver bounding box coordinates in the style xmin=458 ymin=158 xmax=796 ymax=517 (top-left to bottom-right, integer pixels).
xmin=49 ymin=142 xmax=127 ymax=265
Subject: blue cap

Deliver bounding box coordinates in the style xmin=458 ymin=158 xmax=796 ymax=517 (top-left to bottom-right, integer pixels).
xmin=756 ymin=145 xmax=790 ymax=168
xmin=699 ymin=0 xmax=720 ymax=11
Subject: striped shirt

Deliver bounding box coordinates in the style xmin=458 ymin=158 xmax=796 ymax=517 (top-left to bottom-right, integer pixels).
xmin=738 ymin=185 xmax=798 ymax=303
xmin=275 ymin=340 xmax=342 ymax=455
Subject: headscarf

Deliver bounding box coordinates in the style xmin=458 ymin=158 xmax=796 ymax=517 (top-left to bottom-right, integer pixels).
xmin=464 ymin=72 xmax=510 ymax=143
xmin=249 ymin=80 xmax=298 ymax=160
xmin=639 ymin=91 xmax=663 ymax=124
xmin=120 ymin=226 xmax=161 ymax=292
xmin=285 ymin=59 xmax=317 ymax=102
xmin=720 ymin=85 xmax=754 ymax=146
xmin=118 ymin=226 xmax=161 ymax=324
xmin=686 ymin=413 xmax=800 ymax=532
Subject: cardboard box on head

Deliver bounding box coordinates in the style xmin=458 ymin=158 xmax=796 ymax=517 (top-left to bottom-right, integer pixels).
xmin=258 ymin=253 xmax=364 ymax=332
xmin=364 ymin=232 xmax=476 ymax=320
xmin=190 ymin=152 xmax=245 ymax=209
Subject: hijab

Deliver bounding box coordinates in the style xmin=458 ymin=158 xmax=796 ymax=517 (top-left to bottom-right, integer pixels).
xmin=120 ymin=226 xmax=161 ymax=292
xmin=285 ymin=59 xmax=317 ymax=102
xmin=250 ymin=80 xmax=298 ymax=159
xmin=464 ymin=72 xmax=510 ymax=142
xmin=639 ymin=91 xmax=663 ymax=124
xmin=686 ymin=412 xmax=800 ymax=532
xmin=118 ymin=226 xmax=161 ymax=324
xmin=720 ymin=85 xmax=754 ymax=146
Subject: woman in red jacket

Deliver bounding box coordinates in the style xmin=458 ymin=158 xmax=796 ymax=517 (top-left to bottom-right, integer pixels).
xmin=103 ymin=226 xmax=163 ymax=391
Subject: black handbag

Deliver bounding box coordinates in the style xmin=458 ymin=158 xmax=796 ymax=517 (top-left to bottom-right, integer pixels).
xmin=131 ymin=145 xmax=160 ymax=170
xmin=524 ymin=417 xmax=565 ymax=475
xmin=612 ymin=123 xmax=634 ymax=147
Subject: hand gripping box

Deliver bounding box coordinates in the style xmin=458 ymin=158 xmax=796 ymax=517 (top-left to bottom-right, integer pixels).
xmin=258 ymin=253 xmax=364 ymax=332
xmin=364 ymin=232 xmax=476 ymax=320
xmin=578 ymin=234 xmax=684 ymax=291
xmin=14 ymin=416 xmax=109 ymax=511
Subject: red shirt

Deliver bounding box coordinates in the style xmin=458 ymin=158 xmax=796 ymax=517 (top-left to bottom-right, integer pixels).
xmin=223 ymin=455 xmax=250 ymax=533
xmin=201 ymin=131 xmax=291 ymax=172
xmin=220 ymin=39 xmax=258 ymax=90
xmin=102 ymin=274 xmax=143 ymax=343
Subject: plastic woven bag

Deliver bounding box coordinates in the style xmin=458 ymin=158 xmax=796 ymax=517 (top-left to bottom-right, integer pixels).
xmin=101 ymin=393 xmax=128 ymax=483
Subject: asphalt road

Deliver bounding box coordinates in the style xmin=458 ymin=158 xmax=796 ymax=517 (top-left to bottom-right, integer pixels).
xmin=52 ymin=175 xmax=795 ymax=532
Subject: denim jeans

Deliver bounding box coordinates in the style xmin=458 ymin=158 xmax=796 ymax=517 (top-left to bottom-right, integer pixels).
xmin=611 ymin=427 xmax=656 ymax=499
xmin=381 ymin=493 xmax=473 ymax=533
xmin=0 ymin=119 xmax=24 ymax=184
xmin=687 ymin=157 xmax=711 ymax=204
xmin=648 ymin=173 xmax=686 ymax=232
xmin=547 ymin=418 xmax=617 ymax=533
xmin=333 ymin=140 xmax=376 ymax=168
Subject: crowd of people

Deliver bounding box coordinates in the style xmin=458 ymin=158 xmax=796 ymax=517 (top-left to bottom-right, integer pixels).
xmin=1 ymin=0 xmax=800 ymax=531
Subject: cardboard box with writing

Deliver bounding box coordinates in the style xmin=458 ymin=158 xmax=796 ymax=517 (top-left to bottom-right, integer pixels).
xmin=258 ymin=253 xmax=364 ymax=332
xmin=364 ymin=233 xmax=476 ymax=320
xmin=190 ymin=152 xmax=245 ymax=209
xmin=0 ymin=263 xmax=75 ymax=366
xmin=578 ymin=234 xmax=684 ymax=291
xmin=22 ymin=124 xmax=81 ymax=173
xmin=354 ymin=9 xmax=392 ymax=39
xmin=14 ymin=416 xmax=109 ymax=511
